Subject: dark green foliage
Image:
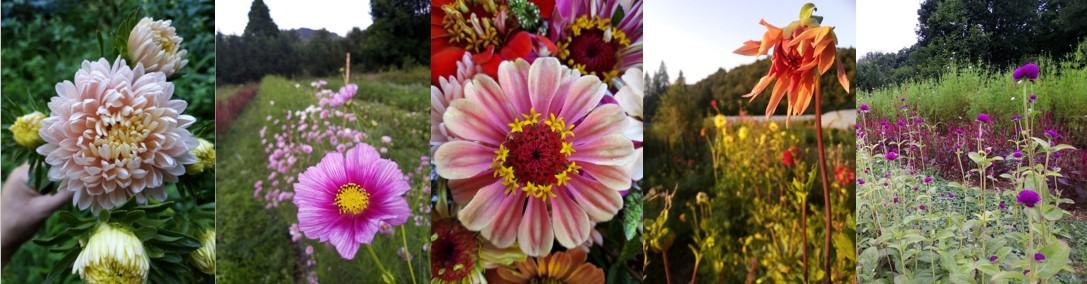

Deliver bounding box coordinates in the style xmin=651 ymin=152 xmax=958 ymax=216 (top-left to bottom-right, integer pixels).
xmin=243 ymin=0 xmax=278 ymax=37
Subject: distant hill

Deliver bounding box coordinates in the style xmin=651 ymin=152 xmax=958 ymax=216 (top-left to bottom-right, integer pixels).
xmin=287 ymin=28 xmax=341 ymax=41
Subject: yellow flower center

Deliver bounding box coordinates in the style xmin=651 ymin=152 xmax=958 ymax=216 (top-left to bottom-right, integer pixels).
xmin=82 ymin=257 xmax=145 ymax=284
xmin=93 ymin=104 xmax=154 ymax=161
xmin=335 ymin=183 xmax=371 ymax=215
xmin=493 ymin=108 xmax=580 ymax=201
xmin=153 ymin=28 xmax=178 ymax=55
xmin=556 ymin=16 xmax=631 ymax=84
xmin=441 ymin=0 xmax=503 ymax=53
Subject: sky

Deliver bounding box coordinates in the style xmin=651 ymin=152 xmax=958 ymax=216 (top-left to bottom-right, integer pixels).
xmin=215 ymin=0 xmax=372 ymax=36
xmin=645 ymin=0 xmax=857 ymax=82
xmin=857 ymin=0 xmax=922 ymax=56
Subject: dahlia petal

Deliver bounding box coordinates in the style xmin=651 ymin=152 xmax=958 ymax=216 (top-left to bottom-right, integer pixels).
xmin=528 ymin=57 xmax=562 ymax=115
xmin=497 ymin=59 xmax=533 ymax=114
xmin=482 ymin=191 xmax=525 ymax=248
xmin=566 ymin=174 xmax=623 ymax=222
xmin=444 ymin=99 xmax=506 ymax=145
xmin=571 ymin=104 xmax=626 ymax=146
xmin=624 ymin=117 xmax=643 ymax=142
xmin=457 ymin=181 xmax=506 ymax=231
xmin=631 ymin=148 xmax=644 ymax=181
xmin=580 ymin=162 xmax=632 ymax=191
xmin=518 ymin=198 xmax=554 ymax=257
xmin=449 ymin=173 xmax=499 ymax=205
xmin=550 ymin=189 xmax=592 ymax=248
xmin=466 ymin=74 xmax=517 ymax=126
xmin=567 ymin=263 xmax=605 ymax=283
xmin=558 ymin=75 xmax=606 ymax=124
xmin=434 ymin=141 xmax=497 ymax=180
xmin=571 ymin=134 xmax=635 ymax=166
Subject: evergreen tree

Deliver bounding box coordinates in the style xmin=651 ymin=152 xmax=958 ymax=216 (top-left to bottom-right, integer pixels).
xmin=244 ymin=0 xmax=279 ymax=37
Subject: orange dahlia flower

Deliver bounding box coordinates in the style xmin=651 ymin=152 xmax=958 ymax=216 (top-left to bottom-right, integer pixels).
xmin=487 ymin=249 xmax=604 ymax=284
xmin=733 ymin=3 xmax=850 ymax=119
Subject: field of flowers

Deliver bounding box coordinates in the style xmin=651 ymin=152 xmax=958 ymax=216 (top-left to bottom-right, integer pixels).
xmin=856 ymin=59 xmax=1085 ymax=282
xmin=214 ymin=68 xmax=430 ymax=283
xmin=643 ymin=118 xmax=856 ymax=283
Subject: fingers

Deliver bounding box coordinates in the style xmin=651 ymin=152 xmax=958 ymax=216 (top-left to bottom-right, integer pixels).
xmin=34 ymin=189 xmax=74 ymax=213
xmin=2 ymin=164 xmax=31 ymax=193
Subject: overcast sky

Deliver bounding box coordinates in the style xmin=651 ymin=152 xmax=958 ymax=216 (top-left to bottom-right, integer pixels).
xmin=857 ymin=0 xmax=922 ymax=56
xmin=215 ymin=0 xmax=371 ymax=36
xmin=645 ymin=0 xmax=857 ymax=82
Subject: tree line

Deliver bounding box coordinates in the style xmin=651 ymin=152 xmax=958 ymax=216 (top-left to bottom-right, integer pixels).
xmin=857 ymin=0 xmax=1087 ymax=92
xmin=216 ymin=0 xmax=428 ymax=84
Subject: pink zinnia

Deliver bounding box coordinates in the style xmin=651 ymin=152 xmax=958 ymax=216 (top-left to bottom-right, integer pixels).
xmin=292 ymin=143 xmax=410 ymax=259
xmin=37 ymin=57 xmax=197 ymax=212
xmin=434 ymin=58 xmax=635 ymax=256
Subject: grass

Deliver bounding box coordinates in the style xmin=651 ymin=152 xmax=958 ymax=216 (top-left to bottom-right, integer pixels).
xmin=215 ymin=69 xmax=429 ymax=283
xmin=858 ymin=55 xmax=1087 ymax=145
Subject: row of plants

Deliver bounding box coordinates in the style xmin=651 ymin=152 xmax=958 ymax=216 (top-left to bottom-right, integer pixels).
xmin=856 ymin=63 xmax=1080 ymax=282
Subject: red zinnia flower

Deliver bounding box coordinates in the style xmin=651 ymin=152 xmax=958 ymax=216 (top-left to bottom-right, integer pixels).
xmin=431 ymin=0 xmax=557 ymax=84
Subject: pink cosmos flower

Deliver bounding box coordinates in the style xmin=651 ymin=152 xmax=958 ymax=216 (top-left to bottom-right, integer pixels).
xmin=37 ymin=57 xmax=197 ymax=212
xmin=292 ymin=143 xmax=411 ymax=259
xmin=434 ymin=58 xmax=635 ymax=256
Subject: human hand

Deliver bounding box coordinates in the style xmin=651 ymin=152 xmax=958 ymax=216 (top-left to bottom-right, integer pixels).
xmin=1 ymin=164 xmax=73 ymax=266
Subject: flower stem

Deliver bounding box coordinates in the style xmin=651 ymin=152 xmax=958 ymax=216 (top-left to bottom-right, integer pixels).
xmin=366 ymin=245 xmax=392 ymax=282
xmin=400 ymin=227 xmax=418 ymax=284
xmin=814 ymin=88 xmax=832 ymax=283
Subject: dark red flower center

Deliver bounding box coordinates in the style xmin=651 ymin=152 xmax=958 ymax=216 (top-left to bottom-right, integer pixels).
xmin=557 ymin=16 xmax=631 ymax=83
xmin=430 ymin=220 xmax=478 ymax=281
xmin=503 ymin=123 xmax=568 ymax=186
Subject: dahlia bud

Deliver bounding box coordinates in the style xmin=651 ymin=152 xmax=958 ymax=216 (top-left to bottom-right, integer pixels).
xmin=187 ymin=138 xmax=215 ymax=174
xmin=189 ymin=229 xmax=216 ymax=274
xmin=10 ymin=111 xmax=46 ymax=148
xmin=128 ymin=17 xmax=188 ymax=76
xmin=72 ymin=223 xmax=150 ymax=284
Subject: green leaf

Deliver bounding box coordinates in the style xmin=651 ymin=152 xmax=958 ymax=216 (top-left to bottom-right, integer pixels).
xmin=1036 ymin=241 xmax=1070 ymax=279
xmin=43 ymin=247 xmax=80 ymax=284
xmin=622 ymin=191 xmax=643 ymax=240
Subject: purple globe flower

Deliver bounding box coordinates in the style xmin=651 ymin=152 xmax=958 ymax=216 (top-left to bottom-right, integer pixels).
xmin=1029 ymin=94 xmax=1037 ymax=103
xmin=923 ymin=176 xmax=933 ymax=184
xmin=989 ymin=255 xmax=998 ymax=262
xmin=1035 ymin=252 xmax=1046 ymax=261
xmin=885 ymin=151 xmax=898 ymax=161
xmin=893 ymin=196 xmax=899 ymax=204
xmin=857 ymin=179 xmax=865 ymax=185
xmin=859 ymin=103 xmax=869 ymax=112
xmin=1044 ymin=129 xmax=1060 ymax=139
xmin=1011 ymin=114 xmax=1021 ymax=121
xmin=976 ymin=113 xmax=991 ymax=123
xmin=918 ymin=204 xmax=927 ymax=210
xmin=1017 ymin=189 xmax=1041 ymax=208
xmin=999 ymin=200 xmax=1007 ymax=209
xmin=1013 ymin=63 xmax=1039 ymax=82
xmin=1013 ymin=150 xmax=1023 ymax=159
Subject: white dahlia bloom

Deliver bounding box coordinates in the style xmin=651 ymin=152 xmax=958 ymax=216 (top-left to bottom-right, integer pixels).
xmin=189 ymin=229 xmax=216 ymax=274
xmin=615 ymin=68 xmax=644 ymax=181
xmin=72 ymin=223 xmax=150 ymax=284
xmin=37 ymin=57 xmax=198 ymax=213
xmin=127 ymin=17 xmax=188 ymax=76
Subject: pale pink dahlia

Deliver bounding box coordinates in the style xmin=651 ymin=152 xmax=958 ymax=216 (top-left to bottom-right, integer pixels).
xmin=293 ymin=143 xmax=411 ymax=259
xmin=37 ymin=57 xmax=197 ymax=213
xmin=434 ymin=57 xmax=635 ymax=256
xmin=431 ymin=52 xmax=482 ymax=146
